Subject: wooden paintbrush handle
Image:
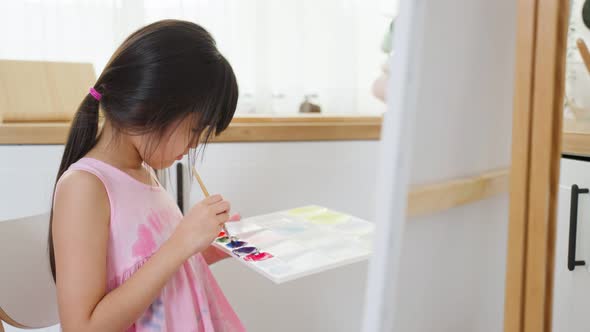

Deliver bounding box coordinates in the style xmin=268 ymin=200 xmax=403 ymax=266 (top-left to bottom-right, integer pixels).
xmin=191 ymin=166 xmax=232 ymax=237
xmin=192 ymin=166 xmax=210 ymax=197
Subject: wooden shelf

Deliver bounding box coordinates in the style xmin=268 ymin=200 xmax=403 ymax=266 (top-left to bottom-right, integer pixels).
xmin=561 ymin=119 xmax=590 ymax=156
xmin=562 ymin=132 xmax=590 ymax=156
xmin=407 ymin=168 xmax=510 ymax=218
xmin=0 ymin=114 xmax=383 ymax=145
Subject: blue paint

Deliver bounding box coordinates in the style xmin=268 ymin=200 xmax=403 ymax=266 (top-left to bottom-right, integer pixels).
xmin=225 ymin=240 xmax=247 ymax=249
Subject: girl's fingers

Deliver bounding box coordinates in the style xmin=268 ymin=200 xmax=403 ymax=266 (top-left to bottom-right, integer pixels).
xmin=211 ymin=200 xmax=230 ymax=215
xmin=215 ymin=212 xmax=230 ymax=225
xmin=203 ymin=194 xmax=223 ymax=205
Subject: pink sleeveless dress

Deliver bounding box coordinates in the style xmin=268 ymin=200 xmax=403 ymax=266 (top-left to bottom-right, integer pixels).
xmin=61 ymin=157 xmax=245 ymax=332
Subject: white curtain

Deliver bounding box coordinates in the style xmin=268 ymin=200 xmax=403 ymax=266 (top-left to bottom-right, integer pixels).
xmin=0 ymin=0 xmax=389 ymax=114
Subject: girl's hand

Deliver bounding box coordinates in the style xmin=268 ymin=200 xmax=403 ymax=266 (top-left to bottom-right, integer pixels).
xmin=202 ymin=213 xmax=241 ymax=265
xmin=171 ymin=194 xmax=233 ymax=259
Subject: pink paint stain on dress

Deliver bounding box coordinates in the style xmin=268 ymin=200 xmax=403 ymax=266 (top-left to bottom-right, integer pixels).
xmin=132 ymin=224 xmax=158 ymax=258
xmin=147 ymin=210 xmax=164 ymax=233
xmin=158 ymin=210 xmax=172 ymax=225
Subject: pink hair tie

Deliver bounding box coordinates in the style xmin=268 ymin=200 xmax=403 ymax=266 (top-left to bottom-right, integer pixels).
xmin=89 ymin=87 xmax=102 ymax=101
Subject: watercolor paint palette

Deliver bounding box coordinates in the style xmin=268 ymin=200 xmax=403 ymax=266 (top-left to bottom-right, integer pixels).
xmin=213 ymin=205 xmax=374 ymax=284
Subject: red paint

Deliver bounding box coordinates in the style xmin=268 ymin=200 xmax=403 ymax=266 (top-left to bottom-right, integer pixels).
xmin=244 ymin=252 xmax=274 ymax=262
xmin=217 ymin=231 xmax=226 ymax=237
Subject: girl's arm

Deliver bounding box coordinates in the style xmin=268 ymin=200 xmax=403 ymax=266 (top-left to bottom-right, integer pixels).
xmin=53 ymin=171 xmax=228 ymax=332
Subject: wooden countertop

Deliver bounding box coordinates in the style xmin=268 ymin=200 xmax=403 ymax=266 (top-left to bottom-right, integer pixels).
xmin=3 ymin=115 xmax=589 ymax=158
xmin=0 ymin=114 xmax=383 ymax=145
xmin=562 ymin=132 xmax=590 ymax=156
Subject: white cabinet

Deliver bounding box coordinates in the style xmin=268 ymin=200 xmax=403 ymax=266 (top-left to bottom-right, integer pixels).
xmin=552 ymin=157 xmax=590 ymax=332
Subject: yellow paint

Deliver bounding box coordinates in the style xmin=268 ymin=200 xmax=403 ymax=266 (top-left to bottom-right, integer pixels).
xmin=307 ymin=211 xmax=350 ymax=225
xmin=287 ymin=205 xmax=327 ymax=216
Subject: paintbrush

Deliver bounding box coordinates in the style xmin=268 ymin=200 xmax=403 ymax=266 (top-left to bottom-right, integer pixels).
xmin=191 ymin=166 xmax=234 ymax=242
xmin=577 ymin=38 xmax=590 ymax=74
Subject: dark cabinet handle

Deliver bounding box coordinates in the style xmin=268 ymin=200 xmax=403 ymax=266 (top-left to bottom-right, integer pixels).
xmin=568 ymin=184 xmax=588 ymax=271
xmin=176 ymin=163 xmax=184 ymax=213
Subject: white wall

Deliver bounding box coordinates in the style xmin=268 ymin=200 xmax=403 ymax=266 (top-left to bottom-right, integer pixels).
xmin=385 ymin=0 xmax=516 ymax=330
xmin=0 ymin=146 xmax=63 ymax=221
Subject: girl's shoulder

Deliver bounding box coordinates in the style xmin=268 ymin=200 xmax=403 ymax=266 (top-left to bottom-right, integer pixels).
xmin=54 ymin=166 xmax=110 ymax=214
xmin=56 ymin=168 xmax=108 ymax=200
xmin=54 ymin=157 xmax=113 ymax=221
xmin=53 ymin=167 xmax=111 ymax=235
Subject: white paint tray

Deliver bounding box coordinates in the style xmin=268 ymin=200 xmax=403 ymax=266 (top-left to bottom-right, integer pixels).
xmin=213 ymin=205 xmax=374 ymax=284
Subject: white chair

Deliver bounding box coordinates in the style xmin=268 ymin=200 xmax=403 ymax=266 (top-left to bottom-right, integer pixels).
xmin=0 ymin=213 xmax=59 ymax=330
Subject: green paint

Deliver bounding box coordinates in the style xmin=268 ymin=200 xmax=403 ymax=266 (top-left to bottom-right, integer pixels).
xmin=216 ymin=236 xmax=230 ymax=244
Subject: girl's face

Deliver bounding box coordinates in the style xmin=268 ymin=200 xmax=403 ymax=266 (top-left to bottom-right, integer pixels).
xmin=133 ymin=116 xmax=199 ymax=169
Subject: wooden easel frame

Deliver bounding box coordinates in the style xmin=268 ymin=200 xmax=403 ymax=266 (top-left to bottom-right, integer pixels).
xmin=504 ymin=0 xmax=570 ymax=331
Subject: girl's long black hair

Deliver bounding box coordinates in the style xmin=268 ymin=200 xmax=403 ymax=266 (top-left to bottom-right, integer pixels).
xmin=49 ymin=19 xmax=238 ymax=280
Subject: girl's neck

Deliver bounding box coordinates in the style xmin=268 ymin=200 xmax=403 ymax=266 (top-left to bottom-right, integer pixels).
xmin=87 ymin=121 xmax=144 ymax=172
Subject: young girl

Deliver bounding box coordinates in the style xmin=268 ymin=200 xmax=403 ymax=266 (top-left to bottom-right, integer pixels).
xmin=49 ymin=20 xmax=245 ymax=331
